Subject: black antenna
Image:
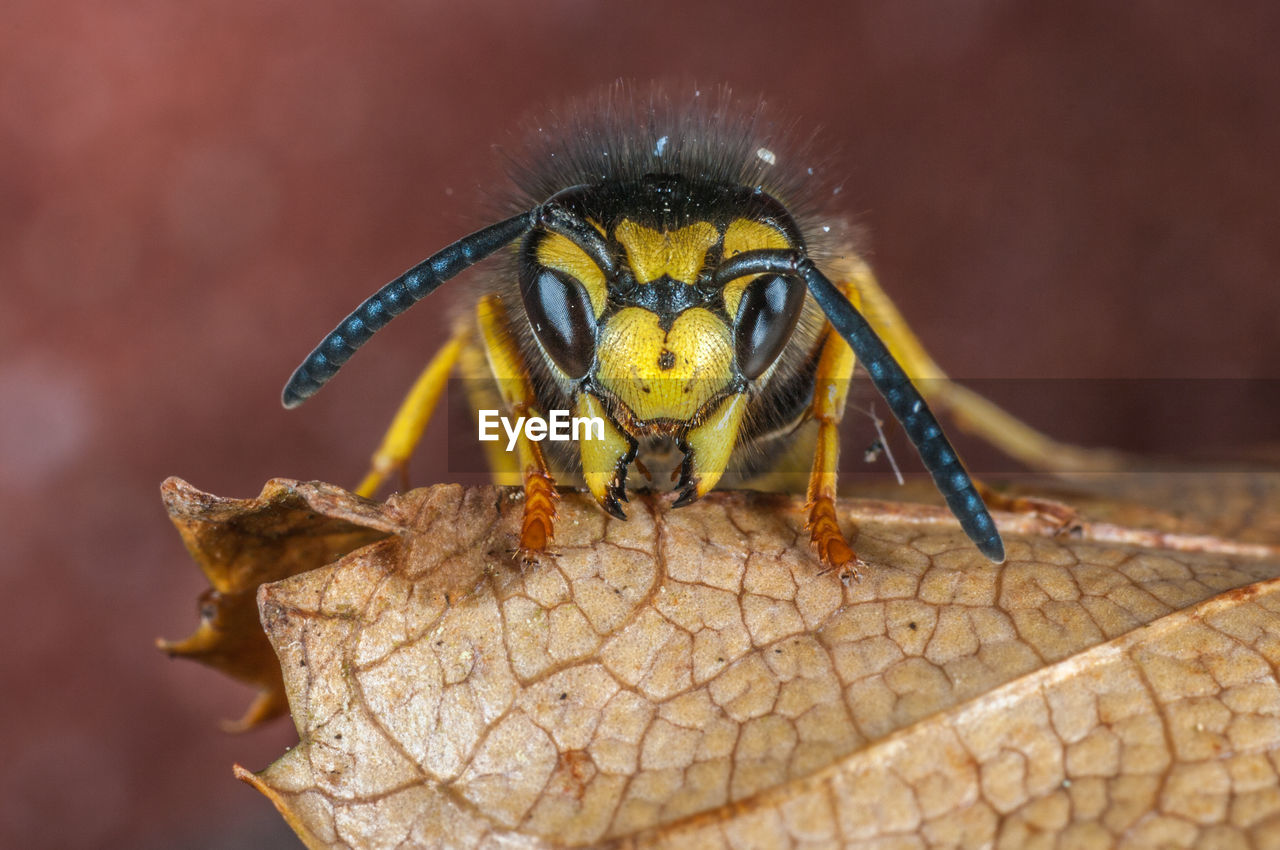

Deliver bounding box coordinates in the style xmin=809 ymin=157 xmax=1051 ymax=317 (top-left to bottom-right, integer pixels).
xmin=716 ymin=250 xmax=1005 ymax=563
xmin=281 ymin=211 xmax=535 ymax=408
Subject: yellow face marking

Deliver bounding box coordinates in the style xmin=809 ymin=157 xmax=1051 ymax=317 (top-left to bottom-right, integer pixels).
xmin=614 ymin=219 xmax=720 ymax=284
xmin=683 ymin=392 xmax=748 ymax=498
xmin=574 ymin=392 xmax=632 ymax=505
xmin=720 ymin=218 xmax=793 ymax=317
xmin=535 ymin=233 xmax=607 ymax=318
xmin=596 ymin=307 xmax=733 ymax=422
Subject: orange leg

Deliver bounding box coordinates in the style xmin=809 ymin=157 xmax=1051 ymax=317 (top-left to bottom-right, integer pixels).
xmin=476 ymin=295 xmax=558 ymax=563
xmin=805 ymin=282 xmax=862 ymax=578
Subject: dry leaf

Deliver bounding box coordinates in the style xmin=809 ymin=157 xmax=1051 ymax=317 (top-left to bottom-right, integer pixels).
xmin=161 ymin=472 xmax=1280 ymax=847
xmin=158 ymin=477 xmax=393 ymax=729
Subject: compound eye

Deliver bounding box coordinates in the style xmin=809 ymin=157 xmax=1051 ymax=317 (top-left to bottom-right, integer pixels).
xmin=733 ymin=274 xmax=805 ymax=380
xmin=520 ymin=266 xmax=598 ymax=380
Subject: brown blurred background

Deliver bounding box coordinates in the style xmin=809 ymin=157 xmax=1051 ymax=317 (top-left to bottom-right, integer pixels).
xmin=2 ymin=1 xmax=1278 ymax=847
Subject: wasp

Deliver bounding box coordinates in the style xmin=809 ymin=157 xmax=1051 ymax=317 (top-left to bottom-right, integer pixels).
xmin=281 ymin=87 xmax=1093 ymax=572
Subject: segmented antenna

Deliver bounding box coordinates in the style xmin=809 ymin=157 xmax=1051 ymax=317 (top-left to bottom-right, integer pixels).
xmin=714 ymin=250 xmax=1005 ymax=563
xmin=798 ymin=257 xmax=1005 ymax=563
xmin=281 ymin=212 xmax=534 ymax=408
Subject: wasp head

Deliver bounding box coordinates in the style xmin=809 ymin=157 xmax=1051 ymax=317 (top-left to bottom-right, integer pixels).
xmin=517 ymin=177 xmax=810 ymax=515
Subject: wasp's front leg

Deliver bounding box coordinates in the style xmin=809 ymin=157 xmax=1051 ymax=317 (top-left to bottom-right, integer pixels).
xmin=806 ymin=284 xmax=862 ymax=578
xmin=476 ymin=296 xmax=558 ymax=563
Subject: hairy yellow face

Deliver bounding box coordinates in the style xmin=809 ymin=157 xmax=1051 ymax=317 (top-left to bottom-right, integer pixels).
xmin=596 ymin=306 xmax=733 ymax=423
xmin=523 ymin=209 xmax=798 ymax=488
xmin=590 ymin=217 xmax=790 ymax=425
xmin=529 ymin=213 xmax=796 ymax=510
